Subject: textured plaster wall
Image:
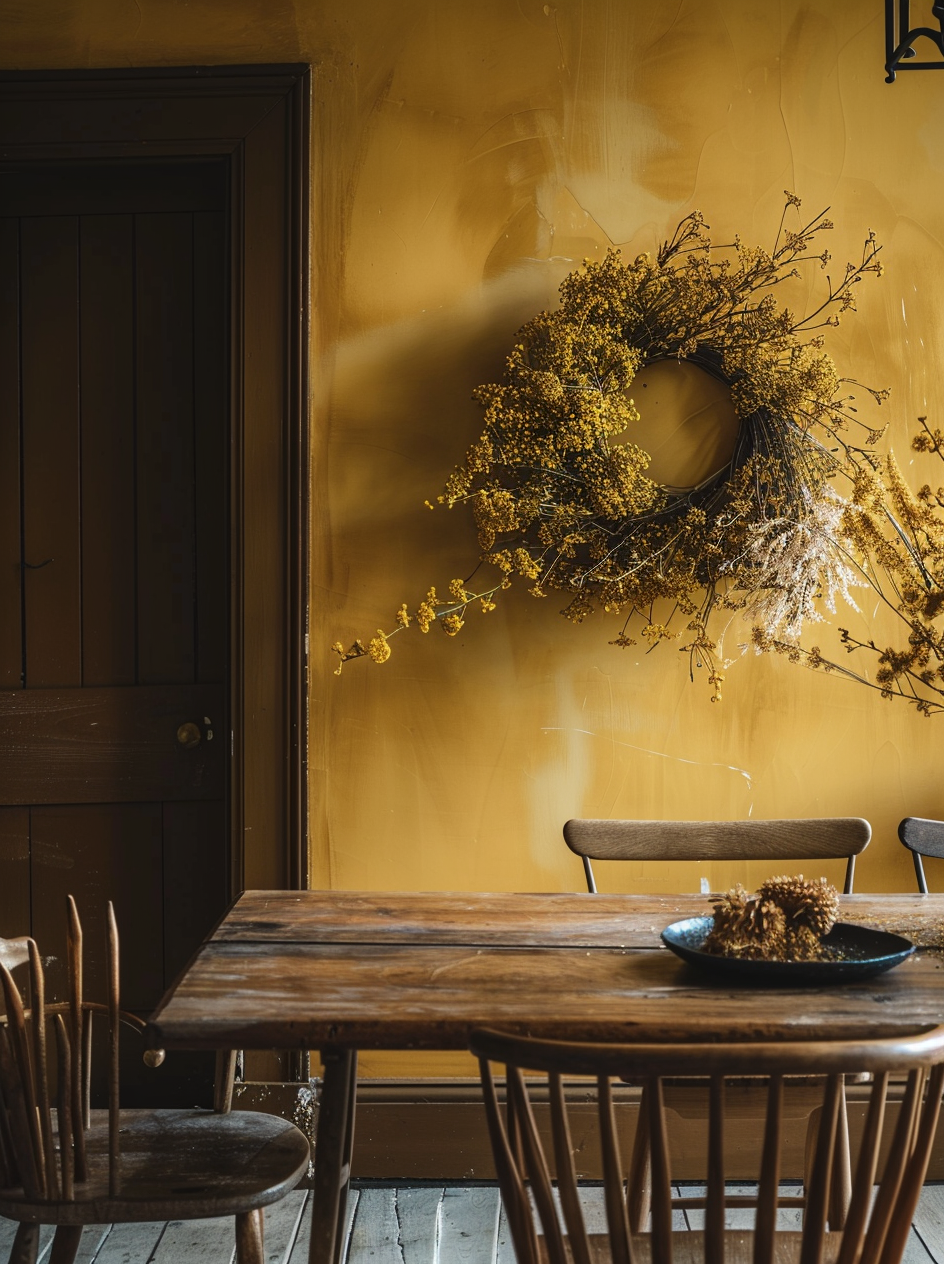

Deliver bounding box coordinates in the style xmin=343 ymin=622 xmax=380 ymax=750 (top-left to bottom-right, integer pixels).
xmin=4 ymin=1 xmax=944 ymax=1071
xmin=308 ymin=0 xmax=944 ymax=901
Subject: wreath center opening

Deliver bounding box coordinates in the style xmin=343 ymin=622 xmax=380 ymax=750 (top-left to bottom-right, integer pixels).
xmin=617 ymin=358 xmax=740 ymax=492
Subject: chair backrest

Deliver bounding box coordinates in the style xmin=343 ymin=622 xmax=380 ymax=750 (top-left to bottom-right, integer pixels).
xmin=0 ymin=897 xmax=140 ymax=1201
xmin=563 ymin=817 xmax=872 ymax=893
xmin=898 ymin=817 xmax=944 ymax=893
xmin=471 ymin=1025 xmax=944 ymax=1264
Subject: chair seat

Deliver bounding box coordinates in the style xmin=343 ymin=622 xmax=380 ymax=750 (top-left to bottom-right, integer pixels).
xmin=550 ymin=1231 xmax=843 ymax=1264
xmin=0 ymin=1108 xmax=311 ymax=1225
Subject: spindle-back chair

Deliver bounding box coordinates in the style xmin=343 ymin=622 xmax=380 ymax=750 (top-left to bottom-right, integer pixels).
xmin=471 ymin=1025 xmax=944 ymax=1264
xmin=562 ymin=817 xmax=873 ymax=1232
xmin=0 ymin=898 xmax=310 ymax=1264
xmin=898 ymin=817 xmax=944 ymax=893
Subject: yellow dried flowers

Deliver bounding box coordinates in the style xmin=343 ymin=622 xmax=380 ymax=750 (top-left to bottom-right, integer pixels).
xmin=333 ymin=194 xmax=897 ymax=697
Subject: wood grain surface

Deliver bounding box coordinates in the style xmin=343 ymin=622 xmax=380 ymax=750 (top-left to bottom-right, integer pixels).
xmin=79 ymin=212 xmax=136 ymax=690
xmin=135 ymin=211 xmax=195 ymax=687
xmin=4 ymin=1187 xmax=944 ymax=1264
xmin=0 ymin=684 xmax=223 ymax=803
xmin=562 ymin=818 xmax=872 ymax=862
xmin=0 ymin=219 xmax=21 ymax=692
xmin=20 ymin=214 xmax=81 ymax=689
xmin=212 ymin=890 xmax=708 ymax=946
xmin=147 ymin=891 xmax=944 ymax=1053
xmin=210 ymin=890 xmax=935 ymax=945
xmin=0 ymin=1107 xmax=310 ymax=1225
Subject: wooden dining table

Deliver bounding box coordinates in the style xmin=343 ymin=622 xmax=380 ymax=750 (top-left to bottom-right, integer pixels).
xmin=146 ymin=888 xmax=944 ymax=1264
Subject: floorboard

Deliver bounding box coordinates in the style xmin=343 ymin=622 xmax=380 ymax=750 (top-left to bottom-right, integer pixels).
xmin=906 ymin=1224 xmax=937 ymax=1264
xmin=91 ymin=1221 xmax=166 ymax=1264
xmin=149 ymin=1216 xmax=237 ymax=1263
xmin=347 ymin=1187 xmax=402 ymax=1263
xmin=494 ymin=1203 xmax=514 ymax=1264
xmin=438 ymin=1186 xmax=500 ymax=1264
xmin=264 ymin=1190 xmax=310 ymax=1264
xmin=915 ymin=1185 xmax=944 ymax=1264
xmin=72 ymin=1224 xmax=114 ymax=1262
xmin=679 ymin=1184 xmax=804 ymax=1231
xmin=396 ymin=1186 xmax=442 ymax=1263
xmin=288 ymin=1189 xmax=358 ymax=1264
xmin=1 ymin=1184 xmax=943 ymax=1263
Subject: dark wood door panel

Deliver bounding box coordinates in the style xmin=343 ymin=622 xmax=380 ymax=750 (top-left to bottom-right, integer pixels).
xmin=30 ymin=802 xmax=164 ymax=1008
xmin=30 ymin=800 xmax=225 ymax=1108
xmin=0 ymin=219 xmax=20 ymax=689
xmin=0 ymin=85 xmax=291 ymax=152
xmin=21 ymin=215 xmax=81 ymax=687
xmin=135 ymin=212 xmax=197 ymax=685
xmin=0 ymin=684 xmax=224 ymax=803
xmin=193 ymin=210 xmax=227 ymax=683
xmin=0 ymin=806 xmax=29 ymax=936
xmin=0 ymin=160 xmax=227 ymax=216
xmin=0 ymin=65 xmax=310 ymax=903
xmin=80 ymin=213 xmax=136 ymax=687
xmin=0 ymin=163 xmax=230 ymax=1108
xmin=163 ymin=800 xmax=229 ymax=985
xmin=0 ymin=68 xmax=310 ymax=1095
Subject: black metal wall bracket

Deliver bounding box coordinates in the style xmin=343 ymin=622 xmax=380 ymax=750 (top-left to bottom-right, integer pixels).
xmin=886 ymin=0 xmax=944 ymax=81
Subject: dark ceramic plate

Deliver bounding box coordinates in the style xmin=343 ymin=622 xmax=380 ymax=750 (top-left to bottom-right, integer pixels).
xmin=660 ymin=916 xmax=915 ymax=985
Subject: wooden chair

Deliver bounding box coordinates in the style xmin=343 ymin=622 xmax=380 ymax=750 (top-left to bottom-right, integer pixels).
xmin=898 ymin=817 xmax=944 ymax=893
xmin=562 ymin=817 xmax=873 ymax=1235
xmin=563 ymin=818 xmax=872 ymax=895
xmin=0 ymin=898 xmax=311 ymax=1264
xmin=471 ymin=1024 xmax=944 ymax=1264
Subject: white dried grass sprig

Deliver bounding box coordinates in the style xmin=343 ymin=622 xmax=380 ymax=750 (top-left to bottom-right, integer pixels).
xmin=739 ymin=489 xmax=866 ymax=644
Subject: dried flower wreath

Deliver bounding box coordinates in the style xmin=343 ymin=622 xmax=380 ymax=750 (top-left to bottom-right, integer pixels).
xmin=333 ymin=194 xmax=890 ymax=700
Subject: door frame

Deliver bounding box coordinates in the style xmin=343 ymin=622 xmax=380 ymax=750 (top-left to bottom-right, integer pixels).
xmin=0 ymin=65 xmax=311 ymax=895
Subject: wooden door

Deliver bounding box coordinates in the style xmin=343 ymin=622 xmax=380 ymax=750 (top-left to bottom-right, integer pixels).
xmin=0 ymin=159 xmax=229 ymax=1103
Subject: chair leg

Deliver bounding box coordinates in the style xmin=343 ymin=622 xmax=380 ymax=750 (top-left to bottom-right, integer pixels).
xmin=214 ymin=1049 xmax=238 ymax=1114
xmin=235 ymin=1209 xmax=264 ymax=1264
xmin=334 ymin=1055 xmax=358 ymax=1264
xmin=49 ymin=1226 xmax=84 ymax=1264
xmin=628 ymin=1084 xmax=652 ymax=1233
xmin=827 ymin=1084 xmax=852 ymax=1230
xmin=802 ymin=1103 xmax=820 ymax=1228
xmin=9 ymin=1223 xmax=40 ymax=1264
xmin=309 ymin=1048 xmax=358 ymax=1264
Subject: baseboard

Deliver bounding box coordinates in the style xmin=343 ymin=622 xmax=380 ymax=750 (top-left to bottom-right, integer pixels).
xmin=233 ymin=1078 xmax=944 ymax=1183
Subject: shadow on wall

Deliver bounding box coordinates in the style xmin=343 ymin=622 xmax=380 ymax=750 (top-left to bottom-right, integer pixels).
xmin=327 ymin=259 xmax=577 ymax=608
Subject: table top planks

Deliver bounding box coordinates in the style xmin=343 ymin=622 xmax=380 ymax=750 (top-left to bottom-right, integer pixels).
xmin=208 ymin=890 xmax=941 ymax=947
xmin=147 ymin=889 xmax=944 ymax=1053
xmin=209 ymin=890 xmax=710 ymax=947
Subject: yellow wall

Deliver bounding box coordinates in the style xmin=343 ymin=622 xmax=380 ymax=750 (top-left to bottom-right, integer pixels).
xmin=310 ymin=0 xmax=944 ymax=898
xmin=6 ymin=0 xmax=944 ymax=1075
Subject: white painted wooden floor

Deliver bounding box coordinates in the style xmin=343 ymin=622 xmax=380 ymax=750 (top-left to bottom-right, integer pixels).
xmin=4 ymin=1183 xmax=944 ymax=1263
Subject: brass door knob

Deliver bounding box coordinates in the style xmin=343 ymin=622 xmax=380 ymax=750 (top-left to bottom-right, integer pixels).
xmin=176 ymin=722 xmax=202 ymax=748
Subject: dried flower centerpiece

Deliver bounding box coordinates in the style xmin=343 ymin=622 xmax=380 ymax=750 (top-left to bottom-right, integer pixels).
xmin=333 ymin=195 xmax=888 ymax=699
xmin=704 ymin=876 xmax=840 ymax=962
